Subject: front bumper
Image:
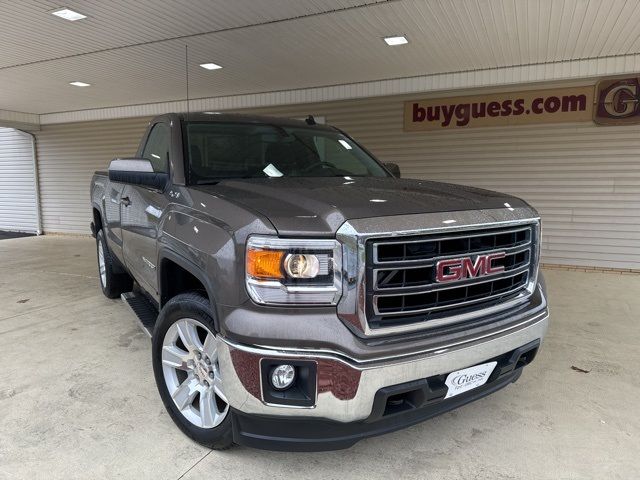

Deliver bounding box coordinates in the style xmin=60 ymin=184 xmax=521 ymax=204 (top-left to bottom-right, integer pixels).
xmin=230 ymin=342 xmax=533 ymax=451
xmin=216 ymin=301 xmax=548 ymax=449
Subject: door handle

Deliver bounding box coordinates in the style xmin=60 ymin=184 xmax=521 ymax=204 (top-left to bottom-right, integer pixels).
xmin=120 ymin=196 xmax=131 ymax=207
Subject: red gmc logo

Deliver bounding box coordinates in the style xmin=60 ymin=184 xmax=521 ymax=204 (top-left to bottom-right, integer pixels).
xmin=435 ymin=252 xmax=506 ymax=283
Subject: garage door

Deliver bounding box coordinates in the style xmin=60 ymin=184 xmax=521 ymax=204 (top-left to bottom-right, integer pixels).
xmin=0 ymin=127 xmax=39 ymax=233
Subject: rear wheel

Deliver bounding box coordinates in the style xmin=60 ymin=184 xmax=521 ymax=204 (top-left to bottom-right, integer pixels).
xmin=152 ymin=292 xmax=233 ymax=449
xmin=96 ymin=229 xmax=133 ymax=298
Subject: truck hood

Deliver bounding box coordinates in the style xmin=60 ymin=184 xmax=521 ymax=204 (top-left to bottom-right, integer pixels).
xmin=194 ymin=177 xmax=528 ymax=236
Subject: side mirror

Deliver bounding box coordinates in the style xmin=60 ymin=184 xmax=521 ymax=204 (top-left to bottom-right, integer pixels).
xmin=108 ymin=158 xmax=168 ymax=190
xmin=384 ymin=162 xmax=401 ymax=178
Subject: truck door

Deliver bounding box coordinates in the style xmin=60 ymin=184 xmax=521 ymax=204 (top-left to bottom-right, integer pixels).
xmin=121 ymin=122 xmax=171 ymax=299
xmin=104 ymin=182 xmax=126 ymax=263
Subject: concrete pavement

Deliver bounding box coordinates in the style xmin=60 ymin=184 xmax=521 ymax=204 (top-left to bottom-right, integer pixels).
xmin=0 ymin=235 xmax=637 ymax=479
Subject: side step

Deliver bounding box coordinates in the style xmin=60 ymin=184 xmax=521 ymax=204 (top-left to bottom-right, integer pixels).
xmin=121 ymin=291 xmax=158 ymax=338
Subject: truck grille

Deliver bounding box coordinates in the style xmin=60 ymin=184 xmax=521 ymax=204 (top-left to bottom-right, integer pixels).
xmin=365 ymin=225 xmax=536 ymax=329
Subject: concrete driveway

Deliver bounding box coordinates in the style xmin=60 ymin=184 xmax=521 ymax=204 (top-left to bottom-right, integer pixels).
xmin=0 ymin=236 xmax=637 ymax=480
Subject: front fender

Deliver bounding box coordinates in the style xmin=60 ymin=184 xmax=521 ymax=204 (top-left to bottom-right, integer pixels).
xmin=156 ymin=203 xmax=276 ymax=329
xmin=156 ymin=247 xmax=221 ymax=328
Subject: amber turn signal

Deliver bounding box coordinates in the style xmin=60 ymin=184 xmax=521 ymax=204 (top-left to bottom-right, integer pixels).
xmin=246 ymin=248 xmax=284 ymax=279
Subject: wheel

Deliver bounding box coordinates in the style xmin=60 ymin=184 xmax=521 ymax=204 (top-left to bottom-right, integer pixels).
xmin=96 ymin=229 xmax=133 ymax=299
xmin=152 ymin=292 xmax=233 ymax=449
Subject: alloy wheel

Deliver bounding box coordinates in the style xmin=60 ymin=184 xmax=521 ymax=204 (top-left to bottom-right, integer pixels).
xmin=161 ymin=318 xmax=229 ymax=428
xmin=97 ymin=240 xmax=106 ymax=287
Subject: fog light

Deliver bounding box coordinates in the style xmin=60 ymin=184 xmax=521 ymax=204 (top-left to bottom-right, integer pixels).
xmin=270 ymin=364 xmax=296 ymax=390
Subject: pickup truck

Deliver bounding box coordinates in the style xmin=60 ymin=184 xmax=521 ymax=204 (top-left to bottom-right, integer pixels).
xmin=90 ymin=112 xmax=548 ymax=451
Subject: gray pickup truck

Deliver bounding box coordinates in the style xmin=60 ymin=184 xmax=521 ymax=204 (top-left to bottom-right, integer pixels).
xmin=90 ymin=112 xmax=548 ymax=451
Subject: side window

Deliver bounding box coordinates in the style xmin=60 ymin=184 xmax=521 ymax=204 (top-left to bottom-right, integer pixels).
xmin=142 ymin=123 xmax=170 ymax=173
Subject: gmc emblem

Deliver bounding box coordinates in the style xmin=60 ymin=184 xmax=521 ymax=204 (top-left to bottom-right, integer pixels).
xmin=435 ymin=252 xmax=506 ymax=283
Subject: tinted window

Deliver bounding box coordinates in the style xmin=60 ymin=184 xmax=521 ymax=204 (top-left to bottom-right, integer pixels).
xmin=185 ymin=122 xmax=388 ymax=184
xmin=142 ymin=123 xmax=170 ymax=173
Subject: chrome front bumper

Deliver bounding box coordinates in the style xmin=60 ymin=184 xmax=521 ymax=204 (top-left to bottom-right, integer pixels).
xmin=217 ymin=305 xmax=549 ymax=423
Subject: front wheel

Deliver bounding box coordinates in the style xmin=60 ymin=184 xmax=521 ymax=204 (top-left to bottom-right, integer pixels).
xmin=152 ymin=292 xmax=233 ymax=449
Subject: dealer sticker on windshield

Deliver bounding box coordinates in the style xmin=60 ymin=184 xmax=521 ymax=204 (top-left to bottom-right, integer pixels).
xmin=444 ymin=361 xmax=497 ymax=399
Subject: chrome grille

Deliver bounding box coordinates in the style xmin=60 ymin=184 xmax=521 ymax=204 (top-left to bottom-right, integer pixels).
xmin=365 ymin=225 xmax=536 ymax=329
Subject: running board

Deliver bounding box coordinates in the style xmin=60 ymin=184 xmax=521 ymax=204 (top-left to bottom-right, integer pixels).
xmin=121 ymin=292 xmax=158 ymax=338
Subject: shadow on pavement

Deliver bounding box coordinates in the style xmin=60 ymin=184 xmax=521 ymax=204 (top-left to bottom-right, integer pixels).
xmin=0 ymin=230 xmax=36 ymax=240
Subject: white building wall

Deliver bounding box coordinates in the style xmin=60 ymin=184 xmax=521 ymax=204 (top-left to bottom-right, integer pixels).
xmin=34 ymin=118 xmax=149 ymax=235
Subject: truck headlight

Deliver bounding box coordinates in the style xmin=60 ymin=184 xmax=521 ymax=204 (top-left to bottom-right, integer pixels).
xmin=284 ymin=253 xmax=320 ymax=279
xmin=245 ymin=236 xmax=342 ymax=305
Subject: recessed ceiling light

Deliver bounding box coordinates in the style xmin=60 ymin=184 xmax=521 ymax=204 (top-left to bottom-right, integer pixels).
xmin=51 ymin=8 xmax=87 ymax=21
xmin=69 ymin=81 xmax=90 ymax=87
xmin=383 ymin=35 xmax=408 ymax=46
xmin=200 ymin=63 xmax=223 ymax=70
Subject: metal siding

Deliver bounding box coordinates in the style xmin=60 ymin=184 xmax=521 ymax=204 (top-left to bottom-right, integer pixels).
xmin=5 ymin=0 xmax=640 ymax=116
xmin=0 ymin=109 xmax=39 ymax=130
xmin=38 ymin=54 xmax=640 ymax=125
xmin=0 ymin=128 xmax=38 ymax=233
xmin=34 ymin=118 xmax=151 ymax=234
xmin=34 ymin=93 xmax=640 ymax=269
xmin=0 ymin=0 xmax=380 ymax=69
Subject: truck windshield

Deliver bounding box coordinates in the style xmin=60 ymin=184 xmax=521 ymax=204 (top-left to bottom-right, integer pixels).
xmin=185 ymin=122 xmax=389 ymax=183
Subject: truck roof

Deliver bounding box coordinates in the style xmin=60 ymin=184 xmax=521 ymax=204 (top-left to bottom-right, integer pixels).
xmin=169 ymin=112 xmax=336 ymax=131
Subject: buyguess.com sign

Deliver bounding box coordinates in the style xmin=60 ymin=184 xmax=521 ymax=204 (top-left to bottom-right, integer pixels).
xmin=404 ymin=86 xmax=594 ymax=131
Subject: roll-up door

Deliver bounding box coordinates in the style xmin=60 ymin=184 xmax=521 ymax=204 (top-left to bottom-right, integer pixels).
xmin=0 ymin=128 xmax=39 ymax=233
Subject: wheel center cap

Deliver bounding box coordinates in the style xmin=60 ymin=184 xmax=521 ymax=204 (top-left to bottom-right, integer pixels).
xmin=194 ymin=361 xmax=210 ymax=383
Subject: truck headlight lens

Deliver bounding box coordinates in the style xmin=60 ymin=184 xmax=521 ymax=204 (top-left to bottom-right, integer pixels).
xmin=245 ymin=236 xmax=342 ymax=305
xmin=284 ymin=253 xmax=320 ymax=278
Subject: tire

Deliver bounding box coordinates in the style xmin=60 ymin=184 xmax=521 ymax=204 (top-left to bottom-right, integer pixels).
xmin=152 ymin=292 xmax=233 ymax=450
xmin=96 ymin=229 xmax=133 ymax=299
